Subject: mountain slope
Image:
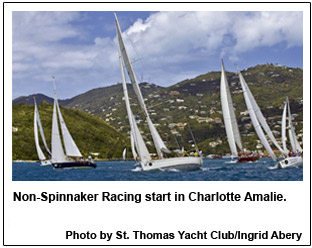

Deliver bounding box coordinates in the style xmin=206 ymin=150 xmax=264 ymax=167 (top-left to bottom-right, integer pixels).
xmin=12 ymin=102 xmax=129 ymax=160
xmin=13 ymin=64 xmax=303 ymax=156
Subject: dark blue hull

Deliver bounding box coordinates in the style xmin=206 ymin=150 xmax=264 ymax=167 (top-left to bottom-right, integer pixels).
xmin=52 ymin=161 xmax=96 ymax=169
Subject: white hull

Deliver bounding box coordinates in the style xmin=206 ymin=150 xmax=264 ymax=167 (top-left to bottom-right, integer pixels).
xmin=140 ymin=156 xmax=203 ymax=171
xmin=40 ymin=160 xmax=52 ymax=166
xmin=277 ymin=156 xmax=303 ymax=169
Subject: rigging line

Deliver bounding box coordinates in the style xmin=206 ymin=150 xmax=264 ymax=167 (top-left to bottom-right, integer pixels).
xmin=173 ymin=133 xmax=181 ymax=150
xmin=187 ymin=122 xmax=199 ymax=153
xmin=123 ymin=31 xmax=145 ymax=67
xmin=123 ymin=29 xmax=153 ymax=84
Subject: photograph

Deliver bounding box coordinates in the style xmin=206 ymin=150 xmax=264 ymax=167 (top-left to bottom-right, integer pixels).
xmin=12 ymin=10 xmax=303 ymax=181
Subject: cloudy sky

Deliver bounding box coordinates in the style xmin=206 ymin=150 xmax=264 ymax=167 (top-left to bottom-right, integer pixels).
xmin=12 ymin=11 xmax=303 ymax=99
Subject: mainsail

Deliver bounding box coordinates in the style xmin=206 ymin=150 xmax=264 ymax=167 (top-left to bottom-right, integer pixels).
xmin=287 ymin=99 xmax=302 ymax=153
xmin=51 ymin=79 xmax=82 ymax=162
xmin=34 ymin=101 xmax=46 ymax=160
xmin=130 ymin=132 xmax=138 ymax=160
xmin=237 ymin=69 xmax=286 ymax=156
xmin=114 ymin=12 xmax=170 ymax=159
xmin=117 ymin=41 xmax=151 ymax=164
xmin=56 ymin=100 xmax=82 ymax=157
xmin=51 ymin=96 xmax=67 ymax=163
xmin=238 ymin=70 xmax=277 ymax=161
xmin=281 ymin=99 xmax=289 ymax=154
xmin=34 ymin=100 xmax=51 ymax=155
xmin=220 ymin=61 xmax=242 ymax=157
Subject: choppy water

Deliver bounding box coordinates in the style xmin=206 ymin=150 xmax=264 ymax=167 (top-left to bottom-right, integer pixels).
xmin=12 ymin=158 xmax=302 ymax=181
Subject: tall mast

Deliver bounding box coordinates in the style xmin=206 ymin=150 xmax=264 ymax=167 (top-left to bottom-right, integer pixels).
xmin=114 ymin=12 xmax=170 ymax=159
xmin=117 ymin=31 xmax=151 ymax=164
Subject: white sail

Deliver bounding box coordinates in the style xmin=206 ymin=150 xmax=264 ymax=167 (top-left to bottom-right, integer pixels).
xmin=56 ymin=100 xmax=82 ymax=157
xmin=220 ymin=61 xmax=242 ymax=157
xmin=34 ymin=102 xmax=46 ymax=160
xmin=287 ymin=101 xmax=302 ymax=152
xmin=51 ymin=98 xmax=67 ymax=163
xmin=130 ymin=113 xmax=151 ymax=163
xmin=122 ymin=148 xmax=127 ymax=161
xmin=293 ymin=131 xmax=302 ymax=152
xmin=238 ymin=71 xmax=277 ymax=161
xmin=281 ymin=99 xmax=289 ymax=154
xmin=114 ymin=12 xmax=170 ymax=159
xmin=238 ymin=69 xmax=285 ymax=156
xmin=288 ymin=126 xmax=296 ymax=152
xmin=130 ymin=132 xmax=138 ymax=160
xmin=117 ymin=40 xmax=151 ymax=164
xmin=34 ymin=101 xmax=51 ymax=155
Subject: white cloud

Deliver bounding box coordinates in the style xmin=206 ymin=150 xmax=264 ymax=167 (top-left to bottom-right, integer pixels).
xmin=13 ymin=11 xmax=80 ymax=42
xmin=230 ymin=12 xmax=303 ymax=53
xmin=12 ymin=11 xmax=303 ymax=99
xmin=124 ymin=11 xmax=302 ymax=62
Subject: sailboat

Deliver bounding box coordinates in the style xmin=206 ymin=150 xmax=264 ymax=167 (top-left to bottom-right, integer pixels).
xmin=237 ymin=67 xmax=300 ymax=168
xmin=115 ymin=12 xmax=202 ymax=171
xmin=220 ymin=61 xmax=259 ymax=163
xmin=278 ymin=97 xmax=303 ymax=168
xmin=122 ymin=148 xmax=127 ymax=161
xmin=50 ymin=79 xmax=96 ymax=169
xmin=34 ymin=98 xmax=52 ymax=166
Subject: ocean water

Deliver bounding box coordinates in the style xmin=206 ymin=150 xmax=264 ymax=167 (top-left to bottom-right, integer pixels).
xmin=12 ymin=158 xmax=302 ymax=181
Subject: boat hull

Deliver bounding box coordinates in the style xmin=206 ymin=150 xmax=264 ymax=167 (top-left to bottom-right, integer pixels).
xmin=237 ymin=155 xmax=260 ymax=163
xmin=140 ymin=157 xmax=203 ymax=171
xmin=52 ymin=161 xmax=96 ymax=169
xmin=40 ymin=160 xmax=52 ymax=166
xmin=277 ymin=156 xmax=303 ymax=169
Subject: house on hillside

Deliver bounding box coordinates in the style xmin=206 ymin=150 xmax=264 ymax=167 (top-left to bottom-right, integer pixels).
xmin=197 ymin=117 xmax=214 ymax=123
xmin=214 ymin=117 xmax=222 ymax=124
xmin=178 ymin=106 xmax=187 ymax=110
xmin=169 ymin=91 xmax=180 ymax=96
xmin=168 ymin=123 xmax=176 ymax=129
xmin=176 ymin=123 xmax=187 ymax=129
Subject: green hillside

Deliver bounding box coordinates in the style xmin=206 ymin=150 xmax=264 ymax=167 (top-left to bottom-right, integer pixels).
xmin=12 ymin=102 xmax=129 ymax=160
xmin=13 ymin=64 xmax=303 ymax=156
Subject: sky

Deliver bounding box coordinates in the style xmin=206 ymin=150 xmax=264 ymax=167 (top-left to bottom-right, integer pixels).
xmin=12 ymin=11 xmax=303 ymax=100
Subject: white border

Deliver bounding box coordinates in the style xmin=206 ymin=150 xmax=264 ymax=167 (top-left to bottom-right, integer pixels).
xmin=4 ymin=2 xmax=311 ymax=246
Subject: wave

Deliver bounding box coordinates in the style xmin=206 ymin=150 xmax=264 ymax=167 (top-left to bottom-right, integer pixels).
xmin=268 ymin=165 xmax=279 ymax=170
xmin=131 ymin=167 xmax=142 ymax=172
xmin=209 ymin=166 xmax=230 ymax=171
xmin=225 ymin=160 xmax=237 ymax=164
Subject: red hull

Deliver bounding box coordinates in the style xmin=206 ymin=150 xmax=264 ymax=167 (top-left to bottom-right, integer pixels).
xmin=237 ymin=155 xmax=259 ymax=163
